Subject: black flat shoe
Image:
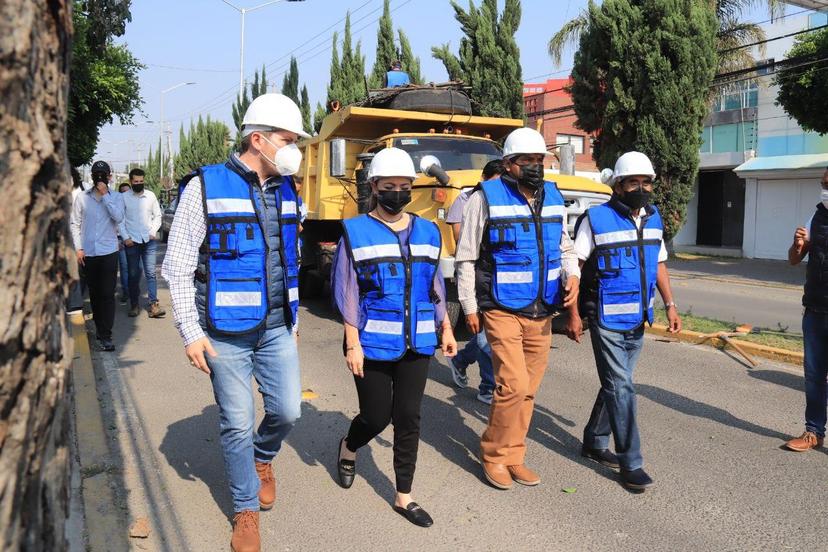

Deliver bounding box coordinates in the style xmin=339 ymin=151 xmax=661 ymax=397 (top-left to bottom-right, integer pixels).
xmin=581 ymin=446 xmax=620 ymax=469
xmin=620 ymin=468 xmax=653 ymax=491
xmin=392 ymin=502 xmax=433 ymax=528
xmin=336 ymin=438 xmax=355 ymax=489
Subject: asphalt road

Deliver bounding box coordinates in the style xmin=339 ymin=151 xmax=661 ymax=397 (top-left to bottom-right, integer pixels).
xmin=663 ymin=271 xmax=804 ymax=332
xmin=88 ymin=273 xmax=826 ymax=552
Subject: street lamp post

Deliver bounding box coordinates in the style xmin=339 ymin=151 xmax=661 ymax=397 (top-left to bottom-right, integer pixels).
xmin=220 ymin=0 xmax=305 ymax=100
xmin=159 ymin=82 xmax=196 ymax=189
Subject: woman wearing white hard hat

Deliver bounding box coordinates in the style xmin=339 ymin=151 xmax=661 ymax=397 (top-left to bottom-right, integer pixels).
xmin=161 ymin=93 xmax=308 ymax=551
xmin=572 ymin=150 xmax=682 ymax=491
xmin=454 ymin=126 xmax=582 ymax=490
xmin=331 ymin=147 xmax=457 ymax=527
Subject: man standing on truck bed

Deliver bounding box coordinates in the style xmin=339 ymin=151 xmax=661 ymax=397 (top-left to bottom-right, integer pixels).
xmin=454 ymin=127 xmax=582 ymax=490
xmin=162 ymin=93 xmax=307 ymax=552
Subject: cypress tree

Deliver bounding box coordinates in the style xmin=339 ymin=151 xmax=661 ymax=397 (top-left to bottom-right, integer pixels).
xmin=398 ymin=30 xmax=422 ymax=85
xmin=281 ymin=57 xmax=300 ymax=104
xmin=369 ymin=0 xmax=397 ymax=88
xmin=569 ymin=0 xmax=717 ymax=240
xmin=325 ymin=14 xmax=367 ymax=110
xmin=173 ymin=117 xmax=231 ymax=181
xmin=231 ymin=66 xmax=268 ymax=147
xmin=300 ymin=84 xmax=312 ymax=135
xmin=326 ymin=31 xmax=343 ymax=109
xmin=431 ymin=0 xmax=522 ymax=118
xmin=313 ymin=101 xmax=326 ymax=134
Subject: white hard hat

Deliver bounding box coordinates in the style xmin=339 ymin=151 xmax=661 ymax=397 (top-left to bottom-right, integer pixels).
xmin=502 ymin=127 xmax=548 ymax=158
xmin=241 ymin=93 xmax=310 ymax=139
xmin=611 ymin=151 xmax=656 ymax=183
xmin=368 ymin=147 xmax=417 ymax=180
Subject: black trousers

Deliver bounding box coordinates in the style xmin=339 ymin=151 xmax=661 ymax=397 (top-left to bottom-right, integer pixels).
xmin=84 ymin=252 xmax=118 ymax=340
xmin=345 ymin=351 xmax=430 ymax=493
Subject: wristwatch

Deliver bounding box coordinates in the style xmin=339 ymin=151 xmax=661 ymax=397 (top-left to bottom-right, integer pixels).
xmin=664 ymin=301 xmax=678 ymax=310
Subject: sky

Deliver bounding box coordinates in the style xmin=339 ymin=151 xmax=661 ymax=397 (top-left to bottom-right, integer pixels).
xmin=95 ymin=0 xmax=778 ymax=171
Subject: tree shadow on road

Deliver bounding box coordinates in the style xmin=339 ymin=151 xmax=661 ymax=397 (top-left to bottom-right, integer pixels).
xmin=158 ymin=404 xmax=235 ymax=520
xmin=637 ymin=384 xmax=790 ymax=441
xmin=285 ymin=401 xmax=396 ymax=503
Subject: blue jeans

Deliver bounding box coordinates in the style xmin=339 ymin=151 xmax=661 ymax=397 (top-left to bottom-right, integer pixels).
xmin=583 ymin=323 xmax=645 ymax=471
xmin=206 ymin=324 xmax=301 ymax=512
xmin=125 ymin=239 xmax=157 ymax=306
xmin=803 ymin=309 xmax=828 ymax=438
xmin=118 ymin=246 xmax=129 ymax=296
xmin=453 ymin=331 xmax=495 ymax=394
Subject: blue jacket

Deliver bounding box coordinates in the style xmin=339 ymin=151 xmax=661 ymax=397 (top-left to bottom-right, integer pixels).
xmin=341 ymin=214 xmax=442 ymax=361
xmin=586 ymin=200 xmax=664 ymax=332
xmin=186 ymin=160 xmax=300 ymax=335
xmin=477 ymin=177 xmax=566 ymax=314
xmin=386 ymin=70 xmax=411 ymax=88
xmin=804 ymin=203 xmax=828 ymax=312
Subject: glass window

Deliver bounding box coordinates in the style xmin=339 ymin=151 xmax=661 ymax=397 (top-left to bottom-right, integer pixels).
xmin=700 ymin=126 xmax=712 ymax=153
xmin=556 ymin=134 xmax=584 ymax=154
xmin=393 ymin=137 xmax=502 ymax=172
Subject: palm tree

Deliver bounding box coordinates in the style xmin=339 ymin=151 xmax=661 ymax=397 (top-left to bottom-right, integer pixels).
xmin=548 ymin=0 xmax=786 ymax=73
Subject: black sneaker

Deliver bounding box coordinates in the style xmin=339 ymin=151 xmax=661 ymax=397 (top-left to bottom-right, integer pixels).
xmin=119 ymin=294 xmax=128 ymax=305
xmin=620 ymin=468 xmax=653 ymax=491
xmin=581 ymin=446 xmax=620 ymax=469
xmin=98 ymin=338 xmax=115 ymax=352
xmin=448 ymin=357 xmax=469 ymax=388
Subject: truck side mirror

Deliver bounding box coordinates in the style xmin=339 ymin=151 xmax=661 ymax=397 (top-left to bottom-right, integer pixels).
xmin=419 ymin=155 xmax=450 ymax=186
xmin=330 ymin=139 xmax=347 ymax=178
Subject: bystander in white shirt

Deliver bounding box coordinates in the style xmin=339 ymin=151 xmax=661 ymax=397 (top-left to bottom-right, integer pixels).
xmin=118 ymin=188 xmax=162 ymax=243
xmin=573 ymin=207 xmax=669 ymax=262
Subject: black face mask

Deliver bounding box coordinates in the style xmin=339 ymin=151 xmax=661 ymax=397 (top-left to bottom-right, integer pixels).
xmin=132 ymin=184 xmax=145 ymax=194
xmin=518 ymin=164 xmax=544 ymax=189
xmin=376 ymin=190 xmax=411 ymax=215
xmin=620 ymin=190 xmax=652 ymax=211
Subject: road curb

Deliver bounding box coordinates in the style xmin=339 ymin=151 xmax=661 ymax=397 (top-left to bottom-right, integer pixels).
xmin=69 ymin=313 xmax=128 ymax=551
xmin=669 ymin=270 xmax=801 ymax=291
xmin=646 ymin=323 xmax=804 ymax=367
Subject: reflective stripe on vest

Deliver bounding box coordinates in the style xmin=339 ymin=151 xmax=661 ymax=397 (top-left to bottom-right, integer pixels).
xmin=197 ymin=163 xmax=299 ymax=334
xmin=342 ymin=214 xmax=442 ymax=361
xmin=587 ymin=202 xmax=664 ymax=332
xmin=481 ymin=178 xmax=565 ymax=311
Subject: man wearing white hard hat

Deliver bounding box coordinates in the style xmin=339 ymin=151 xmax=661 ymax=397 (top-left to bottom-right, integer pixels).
xmin=573 ymin=151 xmax=681 ymax=491
xmin=162 ymin=93 xmax=309 ymax=551
xmin=455 ymin=127 xmax=582 ymax=490
xmin=331 ymin=147 xmax=457 ymax=527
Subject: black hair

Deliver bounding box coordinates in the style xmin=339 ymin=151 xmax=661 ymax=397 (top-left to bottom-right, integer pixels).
xmin=129 ymin=168 xmax=145 ymax=179
xmin=118 ymin=182 xmax=131 ymax=191
xmin=482 ymin=159 xmax=504 ymax=180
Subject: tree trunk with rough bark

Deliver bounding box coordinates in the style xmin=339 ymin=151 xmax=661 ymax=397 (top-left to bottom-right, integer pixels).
xmin=0 ymin=1 xmax=74 ymax=550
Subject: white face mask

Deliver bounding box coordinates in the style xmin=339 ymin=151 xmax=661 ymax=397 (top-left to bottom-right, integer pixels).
xmin=821 ymin=188 xmax=828 ymax=209
xmin=259 ymin=135 xmax=302 ymax=176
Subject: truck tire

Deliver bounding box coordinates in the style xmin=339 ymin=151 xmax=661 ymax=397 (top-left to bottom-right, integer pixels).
xmin=388 ymin=89 xmax=472 ymax=116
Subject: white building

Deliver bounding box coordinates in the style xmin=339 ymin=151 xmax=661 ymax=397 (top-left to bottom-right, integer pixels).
xmin=674 ymin=6 xmax=828 ymax=260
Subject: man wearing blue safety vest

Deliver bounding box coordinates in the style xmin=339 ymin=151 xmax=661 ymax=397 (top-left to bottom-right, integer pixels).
xmin=162 ymin=93 xmax=308 ymax=552
xmin=573 ymin=151 xmax=682 ymax=492
xmin=455 ymin=127 xmax=582 ymax=490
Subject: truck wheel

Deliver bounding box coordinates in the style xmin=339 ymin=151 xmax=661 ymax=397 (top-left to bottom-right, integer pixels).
xmin=388 ymin=89 xmax=472 ymax=116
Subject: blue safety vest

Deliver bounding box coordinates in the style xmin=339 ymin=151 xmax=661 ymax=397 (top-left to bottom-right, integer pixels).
xmin=587 ymin=202 xmax=664 ymax=332
xmin=186 ymin=162 xmax=300 ymax=335
xmin=341 ymin=214 xmax=442 ymax=361
xmin=386 ymin=70 xmax=411 ymax=88
xmin=480 ymin=177 xmax=566 ymax=311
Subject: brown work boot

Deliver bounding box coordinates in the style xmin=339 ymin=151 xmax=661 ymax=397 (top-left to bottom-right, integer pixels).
xmin=230 ymin=510 xmax=259 ymax=552
xmin=784 ymin=431 xmax=824 ymax=452
xmin=481 ymin=460 xmax=513 ymax=490
xmin=255 ymin=462 xmax=276 ymax=510
xmin=508 ymin=464 xmax=541 ymax=486
xmin=148 ymin=301 xmax=166 ymax=318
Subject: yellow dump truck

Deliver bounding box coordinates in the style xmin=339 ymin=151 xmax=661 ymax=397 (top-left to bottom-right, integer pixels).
xmin=296 ymin=100 xmax=611 ymax=325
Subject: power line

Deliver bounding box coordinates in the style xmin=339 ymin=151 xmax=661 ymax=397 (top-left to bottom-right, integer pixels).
xmin=719 ymin=23 xmax=828 ymax=54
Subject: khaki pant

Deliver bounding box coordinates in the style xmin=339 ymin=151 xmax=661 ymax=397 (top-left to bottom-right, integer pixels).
xmin=480 ymin=309 xmax=553 ymax=465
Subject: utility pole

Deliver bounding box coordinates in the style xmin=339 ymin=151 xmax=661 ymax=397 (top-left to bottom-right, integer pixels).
xmin=220 ymin=0 xmax=306 ymax=100
xmin=159 ymin=82 xmax=196 ymax=189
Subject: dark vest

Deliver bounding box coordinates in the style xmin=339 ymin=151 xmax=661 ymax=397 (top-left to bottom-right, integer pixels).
xmin=804 ymin=203 xmax=828 ymax=312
